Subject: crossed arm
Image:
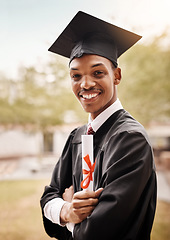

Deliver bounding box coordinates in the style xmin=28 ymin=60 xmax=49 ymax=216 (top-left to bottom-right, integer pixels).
xmin=60 ymin=186 xmax=103 ymax=224
xmin=41 ymin=131 xmax=156 ymax=239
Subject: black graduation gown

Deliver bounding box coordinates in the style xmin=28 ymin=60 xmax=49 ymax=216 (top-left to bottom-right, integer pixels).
xmin=40 ymin=109 xmax=157 ymax=240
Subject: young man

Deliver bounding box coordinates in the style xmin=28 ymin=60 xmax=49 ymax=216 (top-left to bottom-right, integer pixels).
xmin=40 ymin=11 xmax=157 ymax=240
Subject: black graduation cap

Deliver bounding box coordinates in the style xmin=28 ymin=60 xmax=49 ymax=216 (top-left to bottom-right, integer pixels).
xmin=49 ymin=11 xmax=142 ymax=67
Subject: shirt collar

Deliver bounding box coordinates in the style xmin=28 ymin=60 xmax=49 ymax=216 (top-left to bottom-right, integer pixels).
xmin=88 ymin=98 xmax=123 ymax=132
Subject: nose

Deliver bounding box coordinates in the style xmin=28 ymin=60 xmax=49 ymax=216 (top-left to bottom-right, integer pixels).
xmin=80 ymin=76 xmax=96 ymax=89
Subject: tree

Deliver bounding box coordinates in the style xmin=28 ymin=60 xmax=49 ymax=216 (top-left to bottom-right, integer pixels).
xmin=0 ymin=56 xmax=87 ymax=130
xmin=118 ymin=32 xmax=170 ymax=125
xmin=0 ymin=33 xmax=170 ymax=128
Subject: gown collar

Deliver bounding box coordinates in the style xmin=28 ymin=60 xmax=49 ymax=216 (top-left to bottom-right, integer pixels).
xmin=88 ymin=98 xmax=123 ymax=132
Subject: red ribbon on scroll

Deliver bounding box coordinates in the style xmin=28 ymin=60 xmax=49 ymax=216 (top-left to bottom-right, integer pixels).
xmin=81 ymin=154 xmax=96 ymax=189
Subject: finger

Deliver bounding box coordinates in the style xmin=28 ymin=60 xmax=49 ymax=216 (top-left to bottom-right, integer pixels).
xmin=74 ymin=190 xmax=97 ymax=200
xmin=73 ymin=205 xmax=96 ymax=215
xmin=72 ymin=198 xmax=99 ymax=209
xmin=95 ymin=188 xmax=103 ymax=197
xmin=63 ymin=186 xmax=74 ymax=202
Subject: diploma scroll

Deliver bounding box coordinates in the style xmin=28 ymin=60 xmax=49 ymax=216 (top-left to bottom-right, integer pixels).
xmin=81 ymin=135 xmax=95 ymax=191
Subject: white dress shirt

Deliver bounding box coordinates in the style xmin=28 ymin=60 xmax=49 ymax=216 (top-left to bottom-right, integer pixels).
xmin=44 ymin=98 xmax=123 ymax=232
xmin=88 ymin=98 xmax=123 ymax=132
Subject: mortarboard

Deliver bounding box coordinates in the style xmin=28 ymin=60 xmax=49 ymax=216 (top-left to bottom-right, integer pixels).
xmin=48 ymin=11 xmax=142 ymax=67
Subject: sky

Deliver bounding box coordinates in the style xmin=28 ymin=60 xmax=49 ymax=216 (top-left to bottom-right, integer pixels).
xmin=1 ymin=0 xmax=170 ymax=79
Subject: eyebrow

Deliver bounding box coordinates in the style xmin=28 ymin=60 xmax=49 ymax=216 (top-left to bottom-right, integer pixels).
xmin=70 ymin=67 xmax=78 ymax=71
xmin=70 ymin=63 xmax=104 ymax=71
xmin=91 ymin=63 xmax=104 ymax=68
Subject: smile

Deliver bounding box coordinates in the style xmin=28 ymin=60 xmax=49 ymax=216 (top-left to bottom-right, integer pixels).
xmin=79 ymin=89 xmax=102 ymax=100
xmin=81 ymin=93 xmax=99 ymax=99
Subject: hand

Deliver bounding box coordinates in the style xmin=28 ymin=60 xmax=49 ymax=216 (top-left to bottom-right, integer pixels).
xmin=60 ymin=188 xmax=103 ymax=224
xmin=63 ymin=185 xmax=74 ymax=203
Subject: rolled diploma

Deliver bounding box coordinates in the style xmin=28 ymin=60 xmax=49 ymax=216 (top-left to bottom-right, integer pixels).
xmin=82 ymin=135 xmax=94 ymax=191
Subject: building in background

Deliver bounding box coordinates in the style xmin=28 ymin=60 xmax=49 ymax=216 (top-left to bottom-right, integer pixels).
xmin=0 ymin=123 xmax=170 ymax=180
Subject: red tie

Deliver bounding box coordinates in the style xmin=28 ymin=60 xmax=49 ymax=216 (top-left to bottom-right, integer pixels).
xmin=87 ymin=125 xmax=95 ymax=135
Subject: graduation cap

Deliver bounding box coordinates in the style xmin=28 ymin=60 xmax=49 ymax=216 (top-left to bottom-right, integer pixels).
xmin=49 ymin=11 xmax=142 ymax=67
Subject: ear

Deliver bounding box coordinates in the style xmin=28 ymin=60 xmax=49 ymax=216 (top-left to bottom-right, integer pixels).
xmin=114 ymin=68 xmax=121 ymax=85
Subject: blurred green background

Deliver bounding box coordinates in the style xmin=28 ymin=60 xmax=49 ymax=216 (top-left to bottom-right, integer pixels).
xmin=0 ymin=34 xmax=170 ymax=240
xmin=1 ymin=1 xmax=170 ymax=239
xmin=0 ymin=34 xmax=170 ymax=129
xmin=0 ymin=179 xmax=169 ymax=240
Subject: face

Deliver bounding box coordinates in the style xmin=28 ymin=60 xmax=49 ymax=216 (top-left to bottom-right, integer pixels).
xmin=70 ymin=54 xmax=121 ymax=119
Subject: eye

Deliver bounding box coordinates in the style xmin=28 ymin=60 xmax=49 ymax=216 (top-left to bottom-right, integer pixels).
xmin=71 ymin=74 xmax=81 ymax=81
xmin=93 ymin=70 xmax=104 ymax=78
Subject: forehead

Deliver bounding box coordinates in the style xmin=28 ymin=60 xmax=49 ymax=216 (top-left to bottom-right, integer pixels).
xmin=69 ymin=54 xmax=112 ymax=69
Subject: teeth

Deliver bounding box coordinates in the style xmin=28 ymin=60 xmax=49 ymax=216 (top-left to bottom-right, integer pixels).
xmin=82 ymin=93 xmax=98 ymax=99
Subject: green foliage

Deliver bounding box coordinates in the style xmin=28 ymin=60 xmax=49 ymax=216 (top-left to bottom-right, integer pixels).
xmin=119 ymin=33 xmax=170 ymax=125
xmin=0 ymin=33 xmax=170 ymax=128
xmin=0 ymin=56 xmax=87 ymax=129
